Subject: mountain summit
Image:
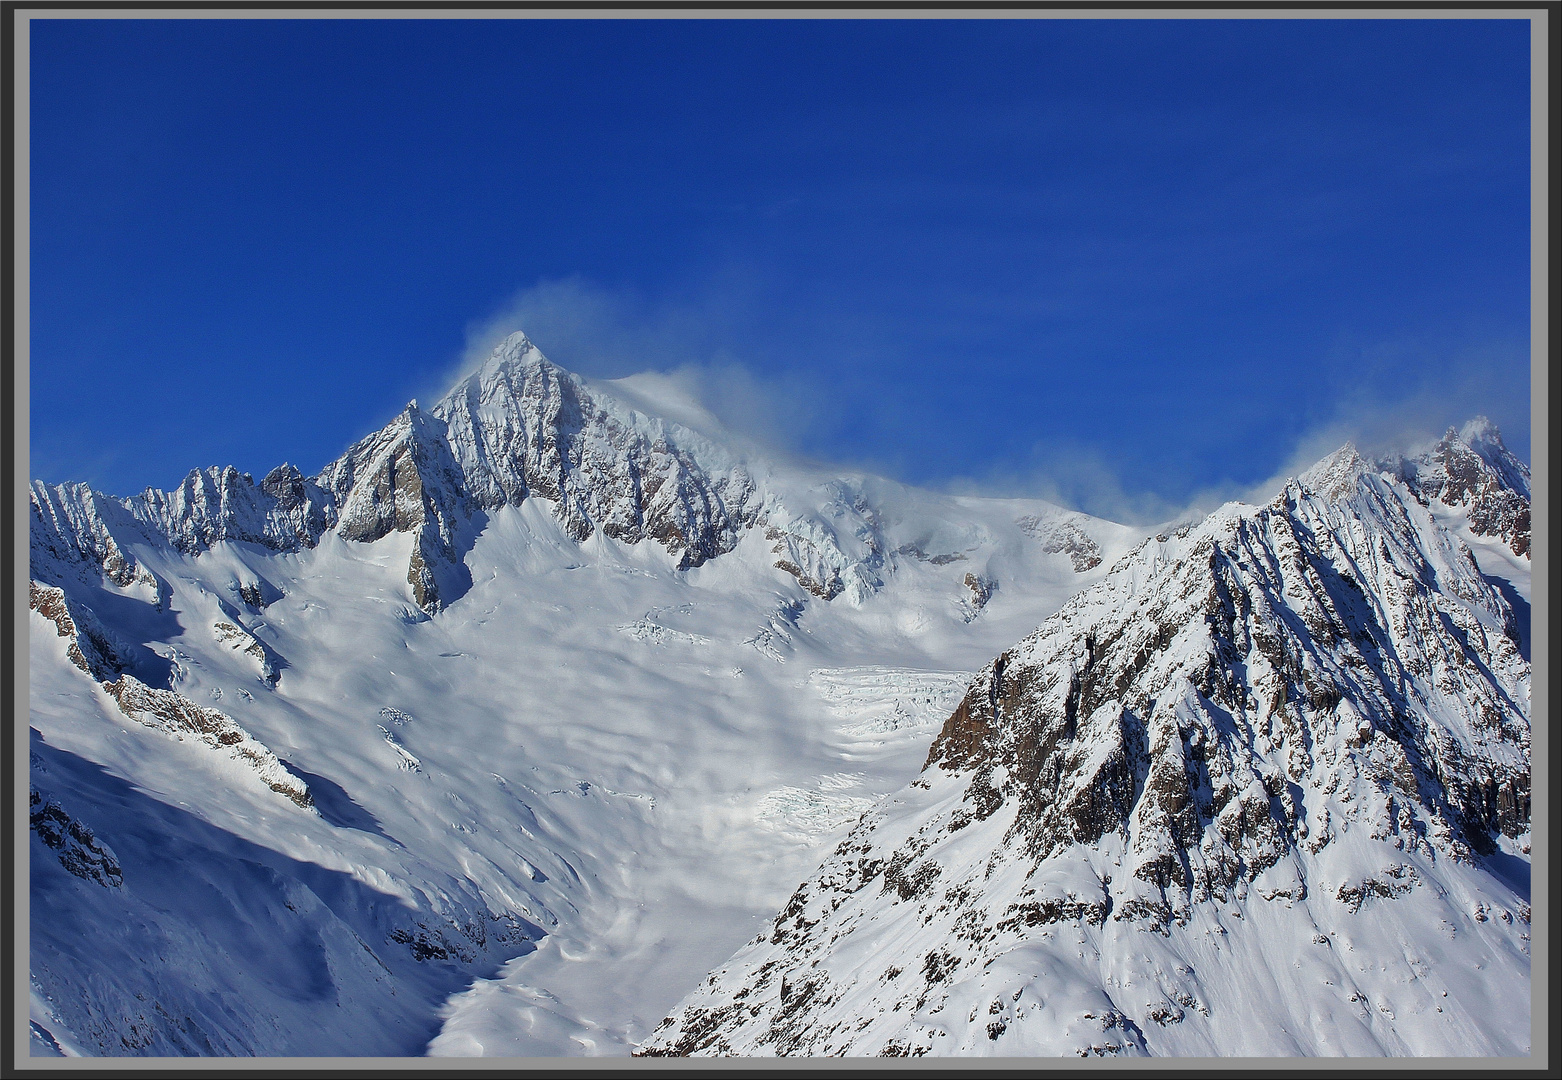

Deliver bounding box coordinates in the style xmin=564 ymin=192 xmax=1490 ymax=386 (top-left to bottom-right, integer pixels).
xmin=27 ymin=334 xmax=1530 ymax=1058
xmin=428 ymin=331 xmax=763 ymax=580
xmin=1388 ymin=418 xmax=1531 ymax=557
xmin=637 ymin=435 xmax=1532 ymax=1057
xmin=29 ymin=333 xmax=1149 ymax=1058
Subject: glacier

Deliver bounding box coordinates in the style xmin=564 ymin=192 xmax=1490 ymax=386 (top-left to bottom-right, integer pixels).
xmin=29 ymin=332 xmax=1152 ymax=1057
xmin=27 ymin=332 xmax=1531 ymax=1058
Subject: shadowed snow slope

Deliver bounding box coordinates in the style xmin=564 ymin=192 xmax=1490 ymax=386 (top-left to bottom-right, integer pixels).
xmin=635 ymin=439 xmax=1532 ymax=1058
xmin=30 ymin=335 xmax=1153 ymax=1058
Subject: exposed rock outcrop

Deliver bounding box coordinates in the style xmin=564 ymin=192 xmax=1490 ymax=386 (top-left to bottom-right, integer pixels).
xmin=211 ymin=619 xmax=283 ymax=687
xmin=1019 ymin=514 xmax=1105 ymax=572
xmin=103 ymin=675 xmax=313 ymax=809
xmin=30 ymin=581 xmax=124 ymax=682
xmin=962 ymin=572 xmax=996 ymax=612
xmin=30 ymin=787 xmax=123 ymax=889
xmin=1388 ymin=418 xmax=1530 ymax=557
xmin=636 ymin=444 xmax=1531 ymax=1058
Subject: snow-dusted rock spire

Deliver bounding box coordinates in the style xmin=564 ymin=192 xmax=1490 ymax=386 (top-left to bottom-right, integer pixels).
xmin=429 ymin=330 xmax=762 ymax=566
xmin=1387 ymin=418 xmax=1531 ymax=556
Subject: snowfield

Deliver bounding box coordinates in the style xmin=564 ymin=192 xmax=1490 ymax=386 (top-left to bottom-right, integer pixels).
xmin=29 ymin=335 xmax=1146 ymax=1058
xmin=637 ymin=439 xmax=1533 ymax=1058
xmin=27 ymin=337 xmax=1530 ymax=1059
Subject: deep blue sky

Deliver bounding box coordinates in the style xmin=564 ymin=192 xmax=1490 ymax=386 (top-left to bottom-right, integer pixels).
xmin=30 ymin=18 xmax=1531 ymax=521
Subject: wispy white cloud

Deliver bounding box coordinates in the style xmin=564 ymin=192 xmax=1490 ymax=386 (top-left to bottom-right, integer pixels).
xmin=418 ymin=276 xmax=844 ymax=464
xmin=456 ymin=277 xmax=685 ymax=379
xmin=1238 ymin=336 xmax=1531 ymax=506
xmin=931 ymin=334 xmax=1531 ymax=527
xmin=435 ymin=273 xmax=783 ymax=383
xmin=422 ymin=280 xmax=1531 ymax=530
xmin=935 ymin=444 xmax=1205 ymax=528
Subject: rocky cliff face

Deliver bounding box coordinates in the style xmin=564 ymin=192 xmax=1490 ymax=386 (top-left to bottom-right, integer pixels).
xmin=1389 ymin=418 xmax=1531 ymax=557
xmin=635 ymin=442 xmax=1532 ymax=1058
xmin=314 ymin=402 xmax=471 ymax=610
xmin=431 ymin=333 xmax=762 ymax=566
xmin=27 ymin=333 xmax=872 ymax=613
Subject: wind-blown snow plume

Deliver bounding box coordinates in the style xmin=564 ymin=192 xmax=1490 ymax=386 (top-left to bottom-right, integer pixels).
xmin=28 ymin=329 xmax=1527 ymax=1060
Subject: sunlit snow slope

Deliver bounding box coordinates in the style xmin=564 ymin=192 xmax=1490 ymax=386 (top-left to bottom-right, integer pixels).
xmin=636 ymin=434 xmax=1533 ymax=1058
xmin=28 ymin=333 xmax=1144 ymax=1057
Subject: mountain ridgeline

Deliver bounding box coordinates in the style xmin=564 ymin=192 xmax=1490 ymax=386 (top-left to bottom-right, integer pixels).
xmin=27 ymin=330 xmax=1531 ymax=1059
xmin=30 ymin=336 xmax=1530 ymax=622
xmin=636 ymin=432 xmax=1533 ymax=1057
xmin=33 ymin=334 xmax=771 ymax=612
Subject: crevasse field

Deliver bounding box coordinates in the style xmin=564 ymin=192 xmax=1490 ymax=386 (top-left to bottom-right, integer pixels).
xmin=28 ymin=346 xmax=1530 ymax=1059
xmin=28 ymin=372 xmax=1144 ymax=1055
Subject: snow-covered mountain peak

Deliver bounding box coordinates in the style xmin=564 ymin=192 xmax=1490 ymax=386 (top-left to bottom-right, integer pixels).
xmin=471 ymin=328 xmax=551 ymax=377
xmin=1447 ymin=417 xmax=1530 ymax=498
xmin=1382 ymin=419 xmax=1531 ymax=558
xmin=1296 ymin=441 xmax=1369 ymax=501
xmin=1274 ymin=421 xmax=1530 ymax=562
xmin=637 ymin=432 xmax=1531 ymax=1058
xmin=1457 ymin=414 xmax=1514 ymax=461
xmin=437 ymin=331 xmax=732 ymax=463
xmin=432 ymin=330 xmax=580 ymax=433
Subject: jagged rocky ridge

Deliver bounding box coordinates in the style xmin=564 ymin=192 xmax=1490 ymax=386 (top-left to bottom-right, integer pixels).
xmin=30 ymin=333 xmax=1161 ymax=620
xmin=1387 ymin=418 xmax=1531 ymax=557
xmin=635 ymin=438 xmax=1532 ymax=1057
xmin=30 ymin=582 xmax=312 ymax=809
xmin=30 ymin=333 xmax=893 ymax=612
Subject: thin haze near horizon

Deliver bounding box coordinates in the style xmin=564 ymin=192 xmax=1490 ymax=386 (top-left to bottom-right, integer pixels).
xmin=28 ymin=18 xmax=1531 ymax=525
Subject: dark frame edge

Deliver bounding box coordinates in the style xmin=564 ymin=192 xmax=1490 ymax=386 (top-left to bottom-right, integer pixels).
xmin=3 ymin=0 xmax=18 ymax=1072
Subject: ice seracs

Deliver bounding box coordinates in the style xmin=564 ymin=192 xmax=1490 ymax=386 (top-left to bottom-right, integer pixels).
xmin=28 ymin=330 xmax=1528 ymax=1058
xmin=636 ymin=435 xmax=1531 ymax=1058
xmin=28 ymin=332 xmax=1143 ymax=1058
